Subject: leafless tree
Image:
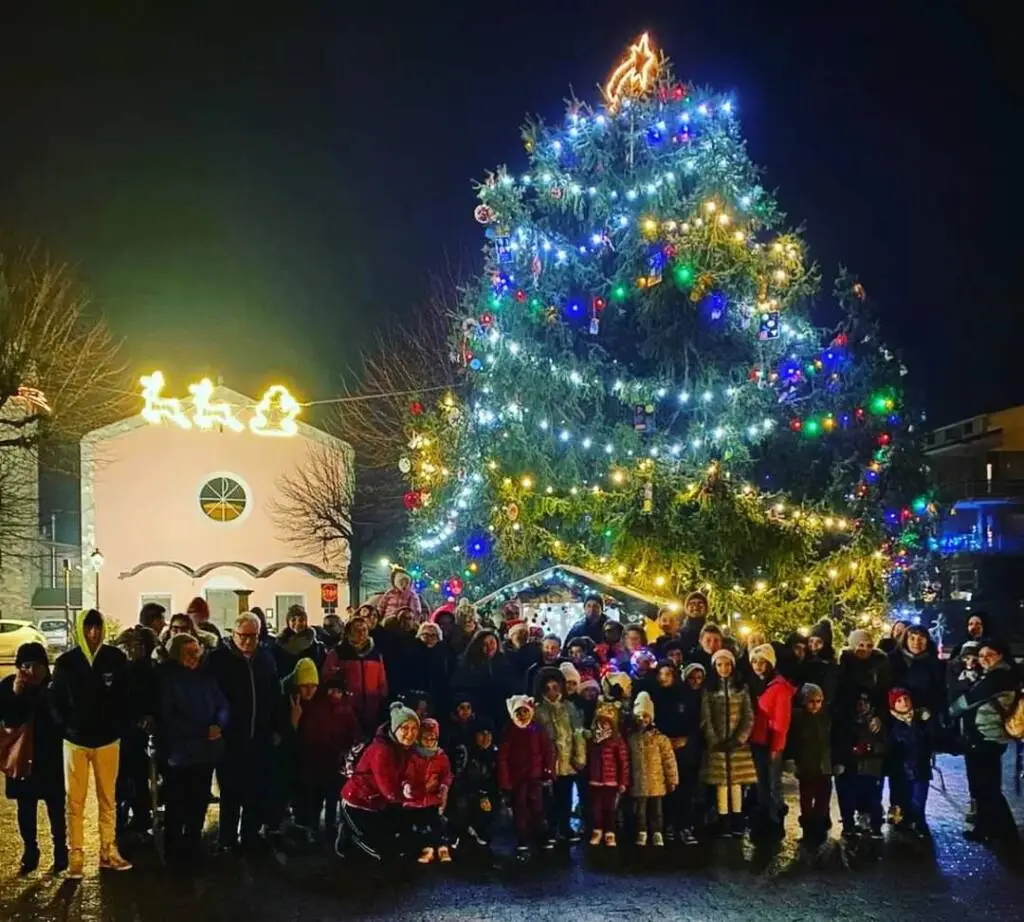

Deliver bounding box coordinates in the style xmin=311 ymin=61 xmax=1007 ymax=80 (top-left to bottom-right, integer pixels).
xmin=270 ymin=275 xmax=459 ymax=605
xmin=0 ymin=250 xmax=132 ymax=450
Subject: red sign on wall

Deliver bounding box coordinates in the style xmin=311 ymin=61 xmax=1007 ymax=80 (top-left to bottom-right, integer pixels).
xmin=320 ymin=583 xmax=339 ymax=608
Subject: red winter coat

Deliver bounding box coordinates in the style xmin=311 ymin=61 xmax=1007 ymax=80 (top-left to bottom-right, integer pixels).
xmin=750 ymin=674 xmax=796 ymax=755
xmin=497 ymin=721 xmax=555 ymax=790
xmin=297 ymin=689 xmax=361 ymax=787
xmin=341 ymin=726 xmax=411 ymax=811
xmin=587 ymin=735 xmax=630 ymax=789
xmin=403 ymin=747 xmax=454 ymax=808
xmin=322 ymin=640 xmax=388 ymax=736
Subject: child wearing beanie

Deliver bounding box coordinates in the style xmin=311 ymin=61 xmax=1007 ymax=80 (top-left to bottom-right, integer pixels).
xmin=403 ymin=718 xmax=454 ymax=863
xmin=534 ymin=668 xmax=586 ymax=846
xmin=701 ymin=647 xmax=756 ymax=837
xmin=789 ymin=683 xmax=832 ymax=844
xmin=497 ymin=696 xmax=555 ymax=861
xmin=628 ymin=691 xmax=678 ymax=846
xmin=586 ymin=701 xmax=630 ymax=847
xmin=885 ymin=687 xmax=934 ymax=837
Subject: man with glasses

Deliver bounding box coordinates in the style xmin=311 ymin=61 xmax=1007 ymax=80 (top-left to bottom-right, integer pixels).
xmin=206 ymin=612 xmax=283 ymax=852
xmin=950 ymin=638 xmax=1021 ymax=844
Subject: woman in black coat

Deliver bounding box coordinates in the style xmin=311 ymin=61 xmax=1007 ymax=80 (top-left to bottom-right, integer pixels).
xmin=450 ymin=630 xmax=517 ymax=729
xmin=0 ymin=643 xmax=67 ymax=875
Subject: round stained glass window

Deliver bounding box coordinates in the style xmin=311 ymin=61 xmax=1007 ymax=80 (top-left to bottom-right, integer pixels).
xmin=199 ymin=476 xmax=248 ymax=522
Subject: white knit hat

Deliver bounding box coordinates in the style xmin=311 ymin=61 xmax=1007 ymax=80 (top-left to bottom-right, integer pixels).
xmin=711 ymin=648 xmax=736 ymax=668
xmin=750 ymin=643 xmax=776 ymax=669
xmin=559 ymin=662 xmax=581 ymax=685
xmin=847 ymin=628 xmax=874 ymax=648
xmin=633 ymin=690 xmax=655 ymax=721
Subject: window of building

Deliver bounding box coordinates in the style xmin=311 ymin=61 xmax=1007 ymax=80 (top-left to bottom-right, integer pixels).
xmin=276 ymin=594 xmax=306 ymax=623
xmin=140 ymin=593 xmax=172 ymax=616
xmin=199 ymin=475 xmax=248 ymax=523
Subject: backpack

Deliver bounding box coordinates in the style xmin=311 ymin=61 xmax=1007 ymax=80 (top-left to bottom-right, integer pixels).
xmin=994 ymin=689 xmax=1024 ymax=741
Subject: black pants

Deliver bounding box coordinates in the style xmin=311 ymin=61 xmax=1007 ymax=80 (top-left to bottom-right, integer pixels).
xmin=116 ymin=733 xmax=152 ymax=831
xmin=164 ymin=764 xmax=214 ymax=861
xmin=548 ymin=776 xmax=575 ymax=837
xmin=339 ymin=803 xmax=414 ymax=861
xmin=217 ymin=745 xmax=271 ymax=847
xmin=966 ymin=744 xmax=1018 ymax=840
xmin=667 ymin=758 xmax=701 ymax=831
xmin=16 ymin=796 xmax=67 ymax=857
xmin=295 ymin=783 xmax=340 ymax=831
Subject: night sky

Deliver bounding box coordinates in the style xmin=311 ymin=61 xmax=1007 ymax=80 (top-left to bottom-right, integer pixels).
xmin=0 ymin=1 xmax=1017 ymax=425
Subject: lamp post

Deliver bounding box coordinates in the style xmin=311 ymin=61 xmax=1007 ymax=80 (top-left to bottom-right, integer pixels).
xmin=90 ymin=548 xmax=105 ymax=609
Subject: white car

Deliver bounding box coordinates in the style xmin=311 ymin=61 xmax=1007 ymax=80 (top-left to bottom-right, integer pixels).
xmin=0 ymin=620 xmax=49 ymax=662
xmin=37 ymin=618 xmax=70 ymax=651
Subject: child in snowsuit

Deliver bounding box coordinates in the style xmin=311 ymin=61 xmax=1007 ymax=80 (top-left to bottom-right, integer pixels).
xmin=789 ymin=683 xmax=832 ymax=843
xmin=498 ymin=695 xmax=555 ymax=861
xmin=833 ymin=689 xmax=888 ymax=838
xmin=886 ymin=687 xmax=935 ymax=836
xmin=586 ymin=700 xmax=629 ymax=846
xmin=403 ymin=718 xmax=454 ymax=863
xmin=534 ymin=667 xmax=586 ymax=844
xmin=628 ymin=691 xmax=679 ymax=846
xmin=451 ymin=719 xmax=499 ymax=846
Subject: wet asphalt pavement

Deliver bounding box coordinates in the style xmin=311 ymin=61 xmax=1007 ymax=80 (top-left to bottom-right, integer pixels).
xmin=0 ymin=753 xmax=1022 ymax=922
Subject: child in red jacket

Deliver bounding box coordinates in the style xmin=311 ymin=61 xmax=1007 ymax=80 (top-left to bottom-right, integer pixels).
xmin=586 ymin=700 xmax=629 ymax=847
xmin=402 ymin=718 xmax=454 ymax=863
xmin=748 ymin=645 xmax=796 ymax=838
xmin=497 ymin=695 xmax=555 ymax=862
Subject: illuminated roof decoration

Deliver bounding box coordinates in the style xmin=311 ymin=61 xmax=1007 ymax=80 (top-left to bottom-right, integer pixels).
xmin=603 ymin=32 xmax=661 ymax=112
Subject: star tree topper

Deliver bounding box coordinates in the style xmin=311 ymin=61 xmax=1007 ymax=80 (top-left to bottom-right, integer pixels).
xmin=603 ymin=32 xmax=662 ymax=112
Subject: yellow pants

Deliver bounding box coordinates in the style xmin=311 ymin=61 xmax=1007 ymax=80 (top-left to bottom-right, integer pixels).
xmin=64 ymin=740 xmax=120 ymax=854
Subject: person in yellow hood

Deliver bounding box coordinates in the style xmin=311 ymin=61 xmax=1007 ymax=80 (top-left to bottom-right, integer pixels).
xmin=50 ymin=610 xmax=133 ymax=877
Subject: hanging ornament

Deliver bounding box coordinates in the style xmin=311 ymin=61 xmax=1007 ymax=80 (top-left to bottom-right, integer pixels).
xmin=748 ymin=366 xmax=762 ymax=383
xmin=853 ymin=282 xmax=866 ymax=300
xmin=545 ymin=305 xmax=559 ymax=326
xmin=408 ymin=433 xmax=426 ymax=450
xmin=689 ymin=271 xmax=714 ymax=302
xmin=633 ymin=404 xmax=656 ymax=434
xmin=494 ymin=235 xmax=512 ymax=265
xmin=514 ymin=289 xmax=527 ymax=303
xmin=479 ymin=312 xmax=495 ymax=331
xmin=702 ymin=290 xmax=727 ymax=322
xmin=642 ymin=481 xmax=654 ymax=515
xmin=758 ymin=310 xmax=780 ymax=341
xmin=589 ymin=295 xmax=607 ymax=335
xmin=505 ymin=502 xmax=520 ymax=522
xmin=550 ymin=186 xmax=563 ymax=200
xmin=398 ymin=457 xmax=412 ymax=474
xmin=409 ymin=401 xmax=424 ymax=416
xmin=531 ymin=254 xmax=543 ymax=284
xmin=474 ymin=204 xmax=497 ymax=224
xmin=446 ymin=406 xmax=462 ymax=427
xmin=403 ymin=490 xmax=423 ymax=511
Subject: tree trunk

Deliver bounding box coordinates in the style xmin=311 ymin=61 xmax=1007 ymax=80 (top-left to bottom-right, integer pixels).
xmin=347 ymin=545 xmax=363 ymax=609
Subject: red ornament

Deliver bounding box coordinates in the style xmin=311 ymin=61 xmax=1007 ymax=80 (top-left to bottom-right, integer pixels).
xmin=748 ymin=366 xmax=762 ymax=382
xmin=474 ymin=204 xmax=497 ymax=224
xmin=479 ymin=312 xmax=494 ymax=330
xmin=789 ymin=418 xmax=802 ymax=432
xmin=592 ymin=296 xmax=607 ymax=312
xmin=833 ymin=333 xmax=849 ymax=347
xmin=855 ymin=407 xmax=866 ymax=420
xmin=409 ymin=401 xmax=424 ymax=416
xmin=514 ymin=289 xmax=527 ymax=303
xmin=877 ymin=432 xmax=892 ymax=446
xmin=403 ymin=490 xmax=423 ymax=511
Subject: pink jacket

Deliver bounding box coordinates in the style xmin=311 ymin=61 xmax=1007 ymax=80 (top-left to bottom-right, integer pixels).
xmin=378 ymin=587 xmax=423 ymax=623
xmin=750 ymin=674 xmax=796 ymax=754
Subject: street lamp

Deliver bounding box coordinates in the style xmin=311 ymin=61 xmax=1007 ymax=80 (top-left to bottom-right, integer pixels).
xmin=90 ymin=548 xmax=105 ymax=609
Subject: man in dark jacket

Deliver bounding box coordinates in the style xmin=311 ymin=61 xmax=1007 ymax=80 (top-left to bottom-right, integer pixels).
xmin=50 ymin=609 xmax=132 ymax=877
xmin=949 ymin=638 xmax=1020 ymax=843
xmin=563 ymin=595 xmax=609 ymax=650
xmin=206 ymin=611 xmax=284 ymax=851
xmin=678 ymin=591 xmax=710 ymax=653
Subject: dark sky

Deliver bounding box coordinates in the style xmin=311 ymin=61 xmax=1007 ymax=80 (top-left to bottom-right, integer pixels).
xmin=0 ymin=1 xmax=1017 ymax=424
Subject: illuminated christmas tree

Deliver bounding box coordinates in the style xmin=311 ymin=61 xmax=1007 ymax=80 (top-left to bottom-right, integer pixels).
xmin=398 ymin=34 xmax=930 ymax=634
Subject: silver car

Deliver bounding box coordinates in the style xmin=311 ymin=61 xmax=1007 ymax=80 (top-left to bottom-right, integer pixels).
xmin=37 ymin=618 xmax=70 ymax=651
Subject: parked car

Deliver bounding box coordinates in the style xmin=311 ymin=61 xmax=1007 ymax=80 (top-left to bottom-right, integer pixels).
xmin=37 ymin=618 xmax=70 ymax=651
xmin=0 ymin=620 xmax=49 ymax=662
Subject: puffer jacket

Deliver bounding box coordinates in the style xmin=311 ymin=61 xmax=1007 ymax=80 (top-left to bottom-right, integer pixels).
xmin=789 ymin=708 xmax=832 ymax=777
xmin=628 ymin=726 xmax=678 ymax=797
xmin=158 ymin=660 xmax=229 ymax=766
xmin=497 ymin=721 xmax=554 ymax=789
xmin=403 ymin=747 xmax=453 ymax=809
xmin=750 ymin=673 xmax=796 ymax=755
xmin=700 ymin=679 xmax=757 ymax=786
xmin=322 ymin=639 xmax=388 ymax=736
xmin=887 ymin=712 xmax=934 ymax=782
xmin=587 ymin=732 xmax=630 ymax=788
xmin=378 ymin=586 xmax=422 ymax=623
xmin=342 ymin=725 xmax=411 ymax=810
xmin=535 ymin=698 xmax=586 ymax=776
xmin=950 ymin=660 xmax=1019 ymax=745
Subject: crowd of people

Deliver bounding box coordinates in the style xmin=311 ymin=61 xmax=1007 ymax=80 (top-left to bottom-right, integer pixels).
xmin=0 ymin=568 xmax=1020 ymax=879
